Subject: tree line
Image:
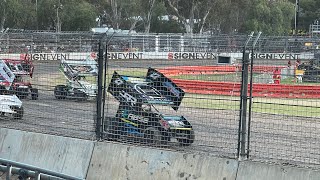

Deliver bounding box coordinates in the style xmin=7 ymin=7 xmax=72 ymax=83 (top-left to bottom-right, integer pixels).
xmin=0 ymin=0 xmax=319 ymax=35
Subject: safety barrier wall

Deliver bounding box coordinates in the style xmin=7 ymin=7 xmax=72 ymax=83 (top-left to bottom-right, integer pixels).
xmin=1 ymin=128 xmax=320 ymax=180
xmin=86 ymin=142 xmax=238 ymax=180
xmin=237 ymin=161 xmax=320 ymax=180
xmin=172 ymin=79 xmax=320 ymax=98
xmin=159 ymin=66 xmax=320 ymax=99
xmin=159 ymin=65 xmax=286 ymax=75
xmin=0 ymin=128 xmax=94 ymax=179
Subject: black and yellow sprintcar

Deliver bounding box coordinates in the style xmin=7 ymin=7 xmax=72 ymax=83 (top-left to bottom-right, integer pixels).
xmin=105 ymin=67 xmax=194 ymax=146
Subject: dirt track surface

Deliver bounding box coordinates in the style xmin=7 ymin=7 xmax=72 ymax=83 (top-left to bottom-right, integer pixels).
xmin=1 ymin=60 xmax=320 ymax=169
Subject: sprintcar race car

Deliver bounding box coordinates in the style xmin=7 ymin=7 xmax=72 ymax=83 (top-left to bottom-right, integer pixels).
xmin=54 ymin=57 xmax=98 ymax=101
xmin=0 ymin=61 xmax=24 ymax=119
xmin=105 ymin=68 xmax=194 ymax=146
xmin=0 ymin=94 xmax=23 ymax=119
xmin=2 ymin=57 xmax=38 ymax=100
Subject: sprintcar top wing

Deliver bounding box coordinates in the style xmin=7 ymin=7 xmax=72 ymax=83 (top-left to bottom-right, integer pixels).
xmin=59 ymin=58 xmax=98 ymax=80
xmin=0 ymin=60 xmax=15 ymax=90
xmin=2 ymin=57 xmax=34 ymax=77
xmin=107 ymin=68 xmax=184 ymax=111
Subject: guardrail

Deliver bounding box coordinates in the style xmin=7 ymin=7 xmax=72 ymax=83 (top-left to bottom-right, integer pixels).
xmin=0 ymin=158 xmax=84 ymax=180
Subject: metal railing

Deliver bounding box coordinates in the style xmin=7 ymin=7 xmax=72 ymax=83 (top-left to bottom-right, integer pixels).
xmin=0 ymin=158 xmax=83 ymax=180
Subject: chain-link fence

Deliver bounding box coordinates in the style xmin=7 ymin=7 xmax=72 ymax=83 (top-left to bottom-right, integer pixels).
xmin=102 ymin=34 xmax=243 ymax=158
xmin=248 ymin=35 xmax=320 ymax=168
xmin=0 ymin=31 xmax=98 ymax=140
xmin=1 ymin=31 xmax=320 ymax=169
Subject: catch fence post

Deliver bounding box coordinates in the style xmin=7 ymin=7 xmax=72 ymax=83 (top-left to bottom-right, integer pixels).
xmin=247 ymin=32 xmax=262 ymax=158
xmin=96 ymin=39 xmax=104 ymax=140
xmin=237 ymin=32 xmax=254 ymax=159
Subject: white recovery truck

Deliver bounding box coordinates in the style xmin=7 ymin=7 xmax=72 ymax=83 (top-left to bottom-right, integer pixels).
xmin=0 ymin=60 xmax=23 ymax=119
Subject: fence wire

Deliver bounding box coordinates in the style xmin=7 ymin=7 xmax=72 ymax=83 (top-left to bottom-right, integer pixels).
xmin=248 ymin=36 xmax=320 ymax=168
xmin=1 ymin=31 xmax=320 ymax=169
xmin=0 ymin=32 xmax=98 ymax=140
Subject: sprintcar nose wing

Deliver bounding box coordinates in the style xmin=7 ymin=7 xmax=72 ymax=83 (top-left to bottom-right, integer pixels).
xmin=107 ymin=68 xmax=184 ymax=111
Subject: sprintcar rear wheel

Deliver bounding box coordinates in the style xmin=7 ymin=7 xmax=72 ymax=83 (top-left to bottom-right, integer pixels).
xmin=11 ymin=106 xmax=24 ymax=120
xmin=104 ymin=117 xmax=120 ymax=140
xmin=177 ymin=130 xmax=195 ymax=146
xmin=74 ymin=89 xmax=88 ymax=101
xmin=30 ymin=88 xmax=39 ymax=100
xmin=16 ymin=87 xmax=28 ymax=99
xmin=54 ymin=85 xmax=67 ymax=99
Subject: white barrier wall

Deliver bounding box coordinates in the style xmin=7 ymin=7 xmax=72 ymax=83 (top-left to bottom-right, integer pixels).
xmin=237 ymin=161 xmax=320 ymax=180
xmin=86 ymin=142 xmax=239 ymax=180
xmin=1 ymin=128 xmax=320 ymax=180
xmin=0 ymin=128 xmax=94 ymax=179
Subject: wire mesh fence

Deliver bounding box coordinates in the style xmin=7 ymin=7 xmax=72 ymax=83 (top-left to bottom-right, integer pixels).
xmin=1 ymin=31 xmax=320 ymax=169
xmin=0 ymin=31 xmax=98 ymax=140
xmin=248 ymin=35 xmax=320 ymax=168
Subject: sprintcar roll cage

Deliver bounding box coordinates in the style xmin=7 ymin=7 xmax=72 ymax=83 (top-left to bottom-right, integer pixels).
xmin=0 ymin=60 xmax=23 ymax=119
xmin=1 ymin=55 xmax=38 ymax=100
xmin=54 ymin=56 xmax=98 ymax=100
xmin=106 ymin=68 xmax=195 ymax=146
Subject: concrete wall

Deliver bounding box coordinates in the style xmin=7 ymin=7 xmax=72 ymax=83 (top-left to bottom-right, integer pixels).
xmin=1 ymin=128 xmax=320 ymax=180
xmin=237 ymin=161 xmax=320 ymax=180
xmin=0 ymin=128 xmax=94 ymax=179
xmin=86 ymin=142 xmax=238 ymax=180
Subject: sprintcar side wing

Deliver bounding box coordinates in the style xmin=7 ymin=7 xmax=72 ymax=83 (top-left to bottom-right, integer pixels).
xmin=146 ymin=68 xmax=185 ymax=111
xmin=107 ymin=71 xmax=142 ymax=108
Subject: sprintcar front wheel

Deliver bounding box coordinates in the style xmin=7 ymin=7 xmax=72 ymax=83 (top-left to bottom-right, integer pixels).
xmin=177 ymin=130 xmax=195 ymax=146
xmin=11 ymin=106 xmax=24 ymax=120
xmin=54 ymin=85 xmax=67 ymax=99
xmin=143 ymin=127 xmax=169 ymax=146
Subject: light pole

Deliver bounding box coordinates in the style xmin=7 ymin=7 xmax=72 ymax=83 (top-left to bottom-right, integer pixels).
xmin=36 ymin=0 xmax=38 ymax=30
xmin=54 ymin=3 xmax=63 ymax=32
xmin=294 ymin=0 xmax=300 ymax=34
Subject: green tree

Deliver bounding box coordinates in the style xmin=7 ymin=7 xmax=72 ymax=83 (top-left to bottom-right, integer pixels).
xmin=0 ymin=0 xmax=8 ymax=31
xmin=61 ymin=0 xmax=97 ymax=31
xmin=37 ymin=0 xmax=97 ymax=31
xmin=1 ymin=0 xmax=37 ymax=30
xmin=164 ymin=0 xmax=217 ymax=34
xmin=139 ymin=0 xmax=157 ymax=33
xmin=298 ymin=0 xmax=320 ymax=30
xmin=37 ymin=0 xmax=58 ymax=30
xmin=242 ymin=0 xmax=295 ymax=35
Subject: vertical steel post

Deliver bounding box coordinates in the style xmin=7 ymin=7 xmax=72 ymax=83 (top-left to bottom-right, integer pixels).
xmin=96 ymin=40 xmax=104 ymax=140
xmin=35 ymin=171 xmax=41 ymax=180
xmin=247 ymin=32 xmax=262 ymax=158
xmin=240 ymin=52 xmax=250 ymax=159
xmin=237 ymin=32 xmax=254 ymax=159
xmin=6 ymin=165 xmax=12 ymax=180
xmin=101 ymin=43 xmax=108 ymax=139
